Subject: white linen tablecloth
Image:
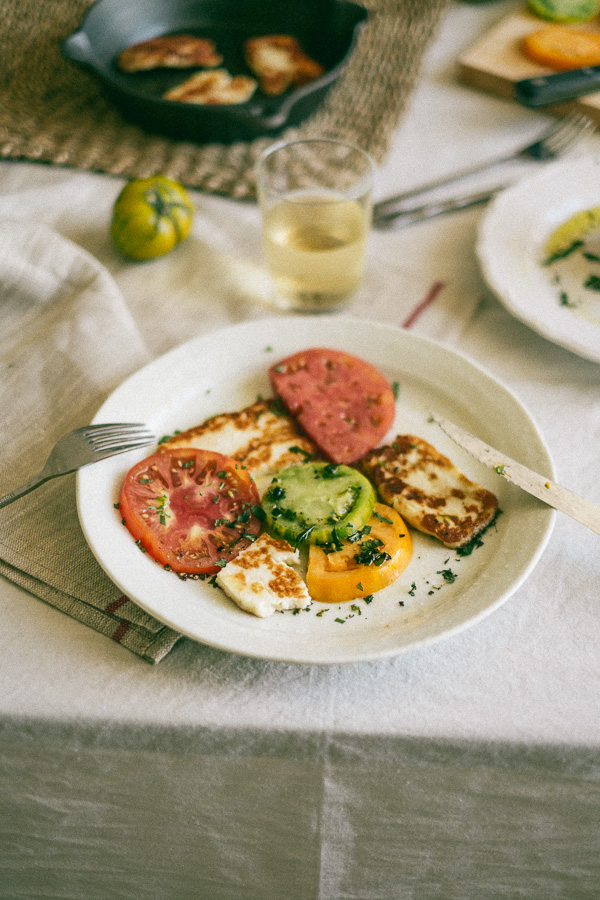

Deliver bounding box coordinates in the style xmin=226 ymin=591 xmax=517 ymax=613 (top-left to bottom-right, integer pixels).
xmin=0 ymin=2 xmax=599 ymax=897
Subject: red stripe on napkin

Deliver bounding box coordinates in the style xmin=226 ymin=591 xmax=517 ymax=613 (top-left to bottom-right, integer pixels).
xmin=106 ymin=595 xmax=129 ymax=616
xmin=112 ymin=620 xmax=131 ymax=643
xmin=402 ymin=281 xmax=445 ymax=329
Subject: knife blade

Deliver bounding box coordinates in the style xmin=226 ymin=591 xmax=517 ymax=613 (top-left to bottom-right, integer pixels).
xmin=433 ymin=413 xmax=600 ymax=536
xmin=514 ymin=66 xmax=600 ymax=108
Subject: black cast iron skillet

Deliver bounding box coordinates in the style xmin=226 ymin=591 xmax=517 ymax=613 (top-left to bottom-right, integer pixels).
xmin=62 ymin=0 xmax=368 ymax=144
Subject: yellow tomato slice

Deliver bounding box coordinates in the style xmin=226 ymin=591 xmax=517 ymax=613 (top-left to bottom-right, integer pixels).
xmin=306 ymin=503 xmax=412 ymax=604
xmin=545 ymin=206 xmax=600 ymax=258
xmin=523 ymin=26 xmax=600 ymax=71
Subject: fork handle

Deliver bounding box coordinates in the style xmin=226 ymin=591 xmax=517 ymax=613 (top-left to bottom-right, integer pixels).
xmin=373 ymin=150 xmax=515 ymax=219
xmin=0 ymin=471 xmax=52 ymax=509
xmin=373 ymin=185 xmax=505 ymax=229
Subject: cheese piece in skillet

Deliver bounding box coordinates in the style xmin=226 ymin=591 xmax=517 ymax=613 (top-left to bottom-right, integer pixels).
xmin=359 ymin=435 xmax=499 ymax=549
xmin=117 ymin=35 xmax=223 ymax=72
xmin=244 ymin=35 xmax=324 ymax=95
xmin=160 ymin=399 xmax=320 ymax=496
xmin=163 ymin=69 xmax=257 ymax=104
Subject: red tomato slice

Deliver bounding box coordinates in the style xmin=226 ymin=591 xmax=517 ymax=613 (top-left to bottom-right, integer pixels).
xmin=119 ymin=449 xmax=261 ymax=575
xmin=269 ymin=348 xmax=396 ymax=465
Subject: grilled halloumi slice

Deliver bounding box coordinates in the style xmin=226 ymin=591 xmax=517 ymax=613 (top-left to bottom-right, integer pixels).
xmin=117 ymin=35 xmax=223 ymax=72
xmin=163 ymin=69 xmax=257 ymax=104
xmin=244 ymin=35 xmax=324 ymax=95
xmin=216 ymin=533 xmax=311 ymax=617
xmin=359 ymin=435 xmax=499 ymax=549
xmin=161 ymin=399 xmax=320 ymax=495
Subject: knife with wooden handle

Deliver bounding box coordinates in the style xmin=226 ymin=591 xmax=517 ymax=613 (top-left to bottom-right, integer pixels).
xmin=433 ymin=413 xmax=600 ymax=536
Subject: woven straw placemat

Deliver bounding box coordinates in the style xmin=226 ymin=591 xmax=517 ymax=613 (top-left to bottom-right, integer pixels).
xmin=1 ymin=0 xmax=449 ymax=199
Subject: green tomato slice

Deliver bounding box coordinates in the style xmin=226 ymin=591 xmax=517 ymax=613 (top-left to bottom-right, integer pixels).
xmin=262 ymin=462 xmax=376 ymax=546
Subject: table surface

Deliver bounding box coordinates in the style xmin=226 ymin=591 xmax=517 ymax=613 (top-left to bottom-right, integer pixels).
xmin=1 ymin=0 xmax=599 ymax=753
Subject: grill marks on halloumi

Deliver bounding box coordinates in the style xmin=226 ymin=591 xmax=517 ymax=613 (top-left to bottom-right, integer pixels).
xmin=161 ymin=400 xmax=320 ymax=495
xmin=359 ymin=435 xmax=499 ymax=549
xmin=216 ymin=533 xmax=310 ymax=617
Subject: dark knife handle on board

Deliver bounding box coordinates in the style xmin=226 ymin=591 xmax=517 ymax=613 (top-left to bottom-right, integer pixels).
xmin=515 ymin=66 xmax=600 ymax=107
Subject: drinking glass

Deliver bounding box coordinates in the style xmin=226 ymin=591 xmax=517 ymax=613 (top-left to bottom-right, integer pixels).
xmin=256 ymin=138 xmax=374 ymax=312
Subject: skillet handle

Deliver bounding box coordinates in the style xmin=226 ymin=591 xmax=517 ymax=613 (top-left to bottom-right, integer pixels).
xmin=62 ymin=30 xmax=93 ymax=65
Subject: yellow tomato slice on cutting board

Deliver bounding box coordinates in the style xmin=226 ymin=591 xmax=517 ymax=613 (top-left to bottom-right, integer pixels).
xmin=306 ymin=503 xmax=413 ymax=604
xmin=523 ymin=25 xmax=600 ymax=70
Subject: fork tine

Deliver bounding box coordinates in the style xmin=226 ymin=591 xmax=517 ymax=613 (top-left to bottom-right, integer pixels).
xmin=90 ymin=432 xmax=154 ymax=446
xmin=542 ymin=112 xmax=593 ymax=149
xmin=82 ymin=423 xmax=155 ymax=454
xmin=82 ymin=423 xmax=150 ymax=437
xmin=91 ymin=438 xmax=155 ymax=457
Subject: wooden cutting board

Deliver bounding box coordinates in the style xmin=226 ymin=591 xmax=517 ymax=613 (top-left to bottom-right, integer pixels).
xmin=458 ymin=10 xmax=600 ymax=123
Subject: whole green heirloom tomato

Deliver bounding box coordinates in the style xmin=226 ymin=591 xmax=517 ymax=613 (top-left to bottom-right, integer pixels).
xmin=111 ymin=175 xmax=194 ymax=260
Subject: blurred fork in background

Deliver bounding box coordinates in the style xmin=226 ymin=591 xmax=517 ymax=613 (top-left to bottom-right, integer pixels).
xmin=373 ymin=112 xmax=596 ymax=228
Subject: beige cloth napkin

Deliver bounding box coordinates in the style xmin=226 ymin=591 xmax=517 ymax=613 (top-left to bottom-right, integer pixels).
xmin=0 ymin=221 xmax=182 ymax=662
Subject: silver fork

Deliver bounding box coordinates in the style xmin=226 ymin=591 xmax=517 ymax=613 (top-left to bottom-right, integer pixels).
xmin=0 ymin=423 xmax=155 ymax=509
xmin=373 ymin=112 xmax=596 ymax=226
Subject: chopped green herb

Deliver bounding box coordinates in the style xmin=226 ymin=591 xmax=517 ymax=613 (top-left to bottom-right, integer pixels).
xmin=543 ymin=240 xmax=583 ymax=265
xmin=408 ymin=582 xmax=417 ymax=596
xmin=269 ymin=397 xmax=288 ymax=418
xmin=158 ymin=430 xmax=180 ymax=444
xmin=585 ymin=274 xmax=600 ymax=291
xmin=354 ymin=538 xmax=390 ymax=567
xmin=266 ymin=484 xmax=286 ymax=501
xmin=373 ymin=510 xmax=393 ymax=524
xmin=438 ymin=568 xmax=457 ymax=584
xmin=456 ymin=509 xmax=502 ymax=556
xmin=335 ymin=617 xmax=346 ymax=624
xmin=294 ymin=524 xmax=315 ymax=549
xmin=494 ymin=464 xmax=506 ymax=475
xmin=289 ymin=445 xmax=313 ymax=459
xmin=363 ymin=595 xmax=374 ymax=604
xmin=392 ymin=381 xmax=400 ymax=400
xmin=559 ymin=291 xmax=573 ymax=307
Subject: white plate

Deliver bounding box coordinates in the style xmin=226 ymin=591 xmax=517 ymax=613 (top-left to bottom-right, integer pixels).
xmin=477 ymin=156 xmax=600 ymax=364
xmin=77 ymin=317 xmax=554 ymax=664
